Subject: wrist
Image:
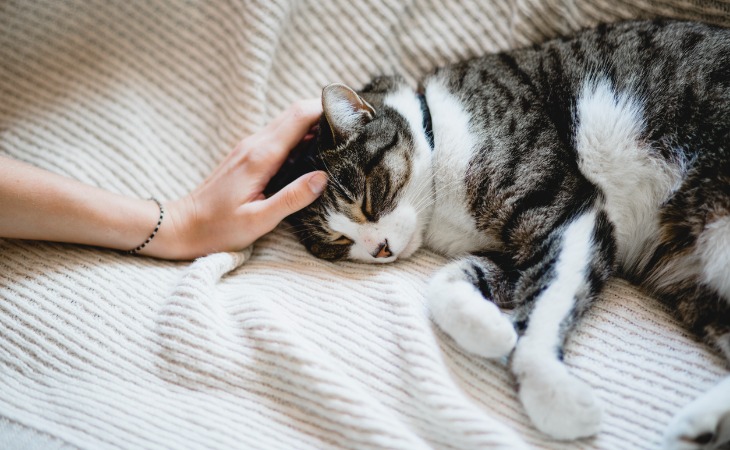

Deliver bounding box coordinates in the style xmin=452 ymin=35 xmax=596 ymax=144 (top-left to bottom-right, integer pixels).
xmin=138 ymin=196 xmax=198 ymax=260
xmin=125 ymin=198 xmax=164 ymax=255
xmin=138 ymin=200 xmax=190 ymax=259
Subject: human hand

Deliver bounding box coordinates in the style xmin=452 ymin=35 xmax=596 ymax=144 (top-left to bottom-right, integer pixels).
xmin=146 ymin=99 xmax=327 ymax=259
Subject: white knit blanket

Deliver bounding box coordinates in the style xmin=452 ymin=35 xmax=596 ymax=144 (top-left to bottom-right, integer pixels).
xmin=1 ymin=1 xmax=728 ymax=449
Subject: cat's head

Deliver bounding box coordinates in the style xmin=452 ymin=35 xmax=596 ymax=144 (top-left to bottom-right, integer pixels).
xmin=287 ymin=76 xmax=434 ymax=263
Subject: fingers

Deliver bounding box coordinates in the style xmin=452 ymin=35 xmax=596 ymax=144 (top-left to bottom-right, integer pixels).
xmin=262 ymin=99 xmax=323 ymax=163
xmin=228 ymin=99 xmax=322 ymax=180
xmin=265 ymin=98 xmax=321 ymax=130
xmin=253 ymin=171 xmax=327 ymax=233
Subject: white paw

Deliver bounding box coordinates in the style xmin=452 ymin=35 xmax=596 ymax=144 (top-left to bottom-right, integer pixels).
xmin=664 ymin=402 xmax=730 ymax=450
xmin=518 ymin=365 xmax=602 ymax=440
xmin=427 ymin=278 xmax=517 ymax=359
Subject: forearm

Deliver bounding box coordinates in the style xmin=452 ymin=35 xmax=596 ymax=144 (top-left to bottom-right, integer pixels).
xmin=0 ymin=100 xmax=325 ymax=260
xmin=0 ymin=157 xmax=178 ymax=256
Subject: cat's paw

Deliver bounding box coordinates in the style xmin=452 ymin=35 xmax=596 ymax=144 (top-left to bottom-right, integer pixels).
xmin=427 ymin=277 xmax=517 ymax=359
xmin=518 ymin=365 xmax=602 ymax=440
xmin=663 ymin=400 xmax=730 ymax=450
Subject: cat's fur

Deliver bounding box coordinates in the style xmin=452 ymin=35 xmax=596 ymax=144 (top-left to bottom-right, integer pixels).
xmin=284 ymin=20 xmax=730 ymax=448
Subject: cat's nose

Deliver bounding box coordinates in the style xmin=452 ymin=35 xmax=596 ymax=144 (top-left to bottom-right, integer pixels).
xmin=373 ymin=240 xmax=392 ymax=258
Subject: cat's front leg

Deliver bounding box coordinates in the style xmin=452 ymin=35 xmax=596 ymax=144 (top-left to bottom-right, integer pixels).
xmin=427 ymin=253 xmax=517 ymax=359
xmin=510 ymin=210 xmax=614 ymax=440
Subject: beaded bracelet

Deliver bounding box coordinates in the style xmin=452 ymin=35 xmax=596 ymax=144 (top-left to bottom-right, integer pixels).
xmin=127 ymin=198 xmax=164 ymax=255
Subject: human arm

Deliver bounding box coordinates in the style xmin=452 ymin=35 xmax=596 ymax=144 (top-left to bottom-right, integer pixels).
xmin=0 ymin=99 xmax=327 ymax=260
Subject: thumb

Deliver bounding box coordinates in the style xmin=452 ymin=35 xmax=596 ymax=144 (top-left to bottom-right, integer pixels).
xmin=258 ymin=171 xmax=328 ymax=229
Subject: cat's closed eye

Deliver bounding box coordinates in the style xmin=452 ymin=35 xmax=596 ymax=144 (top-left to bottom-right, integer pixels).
xmin=331 ymin=235 xmax=354 ymax=245
xmin=362 ymin=182 xmax=374 ymax=219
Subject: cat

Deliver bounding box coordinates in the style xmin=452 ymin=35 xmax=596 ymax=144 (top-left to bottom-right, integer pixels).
xmin=278 ymin=19 xmax=730 ymax=448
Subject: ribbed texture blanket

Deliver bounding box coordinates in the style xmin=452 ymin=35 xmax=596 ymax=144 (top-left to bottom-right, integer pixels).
xmin=1 ymin=1 xmax=728 ymax=448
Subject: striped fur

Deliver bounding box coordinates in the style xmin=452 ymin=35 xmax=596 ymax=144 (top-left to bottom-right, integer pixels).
xmin=289 ymin=20 xmax=730 ymax=447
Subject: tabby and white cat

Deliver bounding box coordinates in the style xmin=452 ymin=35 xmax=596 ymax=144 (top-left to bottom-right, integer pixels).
xmin=284 ymin=20 xmax=730 ymax=448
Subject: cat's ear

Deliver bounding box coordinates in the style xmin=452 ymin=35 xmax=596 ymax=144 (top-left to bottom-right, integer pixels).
xmin=322 ymin=83 xmax=376 ymax=145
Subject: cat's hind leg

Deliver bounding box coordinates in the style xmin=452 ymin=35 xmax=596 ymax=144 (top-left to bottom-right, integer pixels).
xmin=664 ymin=265 xmax=730 ymax=449
xmin=665 ymin=375 xmax=730 ymax=450
xmin=510 ymin=209 xmax=614 ymax=440
xmin=662 ymin=290 xmax=730 ymax=450
xmin=641 ymin=197 xmax=730 ymax=449
xmin=427 ymin=253 xmax=517 ymax=359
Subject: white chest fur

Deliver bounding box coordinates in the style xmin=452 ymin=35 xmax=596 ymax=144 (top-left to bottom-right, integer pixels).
xmin=423 ymin=78 xmax=494 ymax=256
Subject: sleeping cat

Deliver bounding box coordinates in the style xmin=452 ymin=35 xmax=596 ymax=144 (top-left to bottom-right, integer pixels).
xmin=281 ymin=19 xmax=730 ymax=448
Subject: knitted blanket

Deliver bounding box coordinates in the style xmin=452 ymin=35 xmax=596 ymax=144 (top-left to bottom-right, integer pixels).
xmin=1 ymin=1 xmax=728 ymax=448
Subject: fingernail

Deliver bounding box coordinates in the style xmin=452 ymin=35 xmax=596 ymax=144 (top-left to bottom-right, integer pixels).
xmin=308 ymin=172 xmax=327 ymax=195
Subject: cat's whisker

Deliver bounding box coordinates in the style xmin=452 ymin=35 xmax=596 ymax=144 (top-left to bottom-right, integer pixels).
xmin=412 ymin=178 xmax=462 ymax=214
xmin=406 ymin=171 xmax=442 ymax=212
xmin=410 ymin=183 xmax=438 ymax=214
xmin=413 ymin=180 xmax=466 ymax=215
